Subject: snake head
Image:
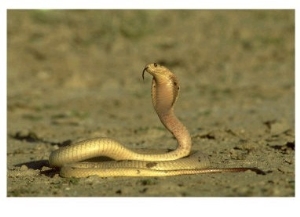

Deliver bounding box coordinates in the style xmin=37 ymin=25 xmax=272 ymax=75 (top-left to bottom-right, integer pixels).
xmin=143 ymin=63 xmax=179 ymax=88
xmin=142 ymin=63 xmax=175 ymax=81
xmin=142 ymin=63 xmax=159 ymax=80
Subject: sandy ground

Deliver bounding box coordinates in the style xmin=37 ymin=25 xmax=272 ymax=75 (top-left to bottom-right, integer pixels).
xmin=7 ymin=10 xmax=294 ymax=197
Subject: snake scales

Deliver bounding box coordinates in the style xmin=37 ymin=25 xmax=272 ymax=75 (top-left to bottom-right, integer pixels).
xmin=49 ymin=63 xmax=263 ymax=177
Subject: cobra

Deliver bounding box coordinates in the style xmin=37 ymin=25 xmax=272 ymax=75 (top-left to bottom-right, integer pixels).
xmin=49 ymin=63 xmax=263 ymax=177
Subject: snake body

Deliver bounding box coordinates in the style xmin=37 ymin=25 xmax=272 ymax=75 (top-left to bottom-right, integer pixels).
xmin=49 ymin=63 xmax=262 ymax=177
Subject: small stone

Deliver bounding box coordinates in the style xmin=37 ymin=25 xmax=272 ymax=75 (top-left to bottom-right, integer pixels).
xmin=20 ymin=165 xmax=28 ymax=171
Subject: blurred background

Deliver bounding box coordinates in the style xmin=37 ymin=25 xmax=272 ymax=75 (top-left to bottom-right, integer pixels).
xmin=7 ymin=10 xmax=294 ymax=132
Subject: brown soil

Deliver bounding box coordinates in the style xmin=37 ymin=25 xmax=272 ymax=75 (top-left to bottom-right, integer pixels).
xmin=7 ymin=10 xmax=294 ymax=196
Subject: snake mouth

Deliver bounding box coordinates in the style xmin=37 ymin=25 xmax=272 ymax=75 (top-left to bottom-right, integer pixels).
xmin=142 ymin=66 xmax=148 ymax=80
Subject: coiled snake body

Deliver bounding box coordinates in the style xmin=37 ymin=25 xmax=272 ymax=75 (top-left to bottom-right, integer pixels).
xmin=49 ymin=63 xmax=263 ymax=177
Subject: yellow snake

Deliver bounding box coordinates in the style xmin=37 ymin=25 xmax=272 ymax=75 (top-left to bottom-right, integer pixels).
xmin=49 ymin=63 xmax=263 ymax=177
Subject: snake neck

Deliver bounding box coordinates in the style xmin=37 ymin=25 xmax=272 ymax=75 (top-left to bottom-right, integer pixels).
xmin=151 ymin=77 xmax=192 ymax=157
xmin=157 ymin=110 xmax=192 ymax=157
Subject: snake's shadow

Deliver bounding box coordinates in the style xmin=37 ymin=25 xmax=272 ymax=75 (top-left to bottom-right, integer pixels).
xmin=14 ymin=160 xmax=59 ymax=177
xmin=10 ymin=131 xmax=73 ymax=177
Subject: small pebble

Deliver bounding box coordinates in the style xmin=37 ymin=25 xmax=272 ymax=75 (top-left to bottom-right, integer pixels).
xmin=20 ymin=165 xmax=28 ymax=171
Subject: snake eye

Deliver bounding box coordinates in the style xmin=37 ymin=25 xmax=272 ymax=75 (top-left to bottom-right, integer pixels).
xmin=153 ymin=63 xmax=158 ymax=67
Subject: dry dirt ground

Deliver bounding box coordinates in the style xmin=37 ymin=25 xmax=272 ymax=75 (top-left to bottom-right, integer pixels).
xmin=7 ymin=10 xmax=294 ymax=197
